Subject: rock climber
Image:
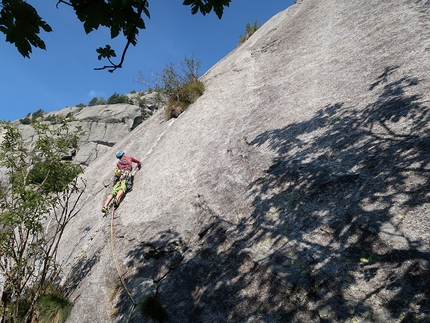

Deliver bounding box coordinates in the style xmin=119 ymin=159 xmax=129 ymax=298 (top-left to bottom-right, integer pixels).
xmin=102 ymin=150 xmax=141 ymax=213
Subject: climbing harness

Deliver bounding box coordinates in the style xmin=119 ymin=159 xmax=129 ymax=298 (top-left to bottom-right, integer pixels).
xmin=104 ymin=168 xmax=134 ymax=191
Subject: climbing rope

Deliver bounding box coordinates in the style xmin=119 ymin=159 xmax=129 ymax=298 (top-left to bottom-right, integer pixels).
xmin=110 ymin=205 xmax=137 ymax=321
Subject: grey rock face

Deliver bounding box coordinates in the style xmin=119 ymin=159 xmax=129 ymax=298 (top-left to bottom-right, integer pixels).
xmin=53 ymin=0 xmax=430 ymax=322
xmin=8 ymin=92 xmax=163 ymax=166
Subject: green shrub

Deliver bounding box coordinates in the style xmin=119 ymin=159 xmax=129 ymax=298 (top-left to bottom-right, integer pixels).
xmin=19 ymin=116 xmax=32 ymax=125
xmin=37 ymin=295 xmax=72 ymax=323
xmin=96 ymin=97 xmax=106 ymax=105
xmin=107 ymin=92 xmax=130 ymax=105
xmin=88 ymin=97 xmax=107 ymax=106
xmin=28 ymin=160 xmax=82 ymax=193
xmin=88 ymin=97 xmax=97 ymax=106
xmin=138 ymin=97 xmax=147 ymax=108
xmin=0 ymin=121 xmax=82 ymax=323
xmin=138 ymin=296 xmax=168 ymax=323
xmin=179 ymin=78 xmax=205 ymax=103
xmin=136 ymin=53 xmax=204 ymax=119
xmin=165 ymin=79 xmax=205 ymax=119
xmin=29 ymin=109 xmax=45 ymax=123
xmin=37 ymin=294 xmax=73 ymax=323
xmin=238 ymin=21 xmax=261 ymax=45
xmin=6 ymin=280 xmax=73 ymax=323
xmin=65 ymin=112 xmax=75 ymax=121
xmin=32 ymin=109 xmax=45 ymax=119
xmin=44 ymin=114 xmax=58 ymax=123
xmin=107 ymin=93 xmax=118 ymax=104
xmin=35 ymin=282 xmax=73 ymax=323
xmin=76 ymin=103 xmax=86 ymax=108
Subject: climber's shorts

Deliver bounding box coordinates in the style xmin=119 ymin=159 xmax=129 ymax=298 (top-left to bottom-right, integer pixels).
xmin=111 ymin=180 xmax=127 ymax=196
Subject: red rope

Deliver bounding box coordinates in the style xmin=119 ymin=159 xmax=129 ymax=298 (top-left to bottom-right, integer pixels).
xmin=110 ymin=206 xmax=136 ymax=321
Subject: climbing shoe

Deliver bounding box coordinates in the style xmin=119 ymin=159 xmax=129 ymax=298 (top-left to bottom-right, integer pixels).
xmin=114 ymin=198 xmax=120 ymax=208
xmin=102 ymin=206 xmax=108 ymax=213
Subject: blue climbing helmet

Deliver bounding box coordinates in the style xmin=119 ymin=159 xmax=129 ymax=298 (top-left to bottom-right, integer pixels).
xmin=116 ymin=150 xmax=125 ymax=159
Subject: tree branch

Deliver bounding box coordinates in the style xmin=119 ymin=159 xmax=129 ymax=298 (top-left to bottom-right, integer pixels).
xmin=94 ymin=0 xmax=148 ymax=72
xmin=56 ymin=0 xmax=72 ymax=9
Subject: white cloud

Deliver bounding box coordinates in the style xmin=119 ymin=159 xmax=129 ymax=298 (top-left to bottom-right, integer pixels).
xmin=88 ymin=90 xmax=105 ymax=98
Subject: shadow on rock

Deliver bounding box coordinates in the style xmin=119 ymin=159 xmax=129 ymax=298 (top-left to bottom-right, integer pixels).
xmin=247 ymin=68 xmax=430 ymax=321
xmin=105 ymin=68 xmax=430 ymax=322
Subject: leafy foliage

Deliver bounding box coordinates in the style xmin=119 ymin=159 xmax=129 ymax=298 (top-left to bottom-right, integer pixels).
xmin=238 ymin=21 xmax=260 ymax=45
xmin=42 ymin=112 xmax=75 ymax=124
xmin=1 ymin=0 xmax=232 ymax=70
xmin=138 ymin=97 xmax=147 ymax=108
xmin=32 ymin=108 xmax=45 ymax=119
xmin=19 ymin=109 xmax=47 ymax=124
xmin=165 ymin=79 xmax=205 ymax=119
xmin=28 ymin=160 xmax=82 ymax=194
xmin=137 ymin=53 xmax=204 ymax=119
xmin=96 ymin=44 xmax=116 ymax=61
xmin=44 ymin=114 xmax=58 ymax=123
xmin=19 ymin=113 xmax=31 ymax=125
xmin=107 ymin=92 xmax=130 ymax=104
xmin=183 ymin=0 xmax=231 ymax=19
xmin=65 ymin=0 xmax=149 ymax=72
xmin=36 ymin=291 xmax=73 ymax=323
xmin=0 ymin=119 xmax=85 ymax=322
xmin=0 ymin=0 xmax=52 ymax=57
xmin=11 ymin=281 xmax=72 ymax=323
xmin=88 ymin=97 xmax=98 ymax=106
xmin=88 ymin=97 xmax=107 ymax=106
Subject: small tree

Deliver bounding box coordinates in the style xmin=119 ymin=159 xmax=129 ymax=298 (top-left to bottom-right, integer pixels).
xmin=44 ymin=114 xmax=58 ymax=124
xmin=107 ymin=93 xmax=120 ymax=104
xmin=88 ymin=97 xmax=98 ymax=106
xmin=0 ymin=119 xmax=85 ymax=323
xmin=19 ymin=113 xmax=32 ymax=125
xmin=136 ymin=53 xmax=204 ymax=119
xmin=238 ymin=21 xmax=261 ymax=45
xmin=107 ymin=93 xmax=130 ymax=105
xmin=88 ymin=97 xmax=107 ymax=106
xmin=31 ymin=109 xmax=45 ymax=123
xmin=96 ymin=97 xmax=107 ymax=105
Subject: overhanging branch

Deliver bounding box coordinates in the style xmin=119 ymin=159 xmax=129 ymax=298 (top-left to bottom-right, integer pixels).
xmin=94 ymin=0 xmax=148 ymax=72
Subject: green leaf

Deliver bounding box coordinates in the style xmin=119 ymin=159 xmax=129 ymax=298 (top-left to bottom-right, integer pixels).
xmin=96 ymin=45 xmax=117 ymax=60
xmin=72 ymin=0 xmax=110 ymax=33
xmin=0 ymin=0 xmax=52 ymax=57
xmin=110 ymin=24 xmax=120 ymax=39
xmin=142 ymin=5 xmax=150 ymax=19
xmin=182 ymin=0 xmax=230 ymax=18
xmin=136 ymin=17 xmax=145 ymax=29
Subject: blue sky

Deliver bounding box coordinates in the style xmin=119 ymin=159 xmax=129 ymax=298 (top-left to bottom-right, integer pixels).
xmin=1 ymin=0 xmax=294 ymax=121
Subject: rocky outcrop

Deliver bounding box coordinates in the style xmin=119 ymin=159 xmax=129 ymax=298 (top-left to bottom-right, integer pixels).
xmin=9 ymin=92 xmax=162 ymax=166
xmin=52 ymin=0 xmax=430 ymax=322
